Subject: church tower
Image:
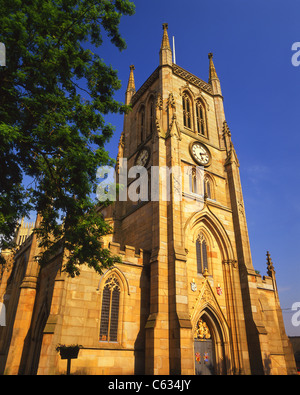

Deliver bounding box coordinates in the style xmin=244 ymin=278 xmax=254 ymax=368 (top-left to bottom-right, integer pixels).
xmin=0 ymin=23 xmax=296 ymax=376
xmin=113 ymin=23 xmax=296 ymax=375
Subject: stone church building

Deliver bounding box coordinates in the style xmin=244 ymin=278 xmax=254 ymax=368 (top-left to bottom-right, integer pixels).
xmin=0 ymin=24 xmax=297 ymax=375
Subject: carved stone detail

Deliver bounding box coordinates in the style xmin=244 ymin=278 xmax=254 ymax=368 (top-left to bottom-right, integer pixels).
xmin=131 ymin=67 xmax=160 ymax=107
xmin=194 ymin=319 xmax=211 ymax=340
xmin=222 ymin=259 xmax=238 ymax=268
xmin=173 ymin=64 xmax=213 ymax=94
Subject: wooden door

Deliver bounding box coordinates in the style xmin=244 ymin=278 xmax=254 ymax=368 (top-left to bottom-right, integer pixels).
xmin=194 ymin=339 xmax=215 ymax=375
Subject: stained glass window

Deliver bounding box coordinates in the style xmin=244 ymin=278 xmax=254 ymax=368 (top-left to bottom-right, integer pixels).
xmin=99 ymin=276 xmax=120 ymax=342
xmin=196 ymin=233 xmax=208 ymax=274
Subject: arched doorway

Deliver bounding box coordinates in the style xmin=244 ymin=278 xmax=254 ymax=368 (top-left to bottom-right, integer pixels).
xmin=194 ymin=317 xmax=215 ymax=375
xmin=194 ymin=309 xmax=227 ymax=375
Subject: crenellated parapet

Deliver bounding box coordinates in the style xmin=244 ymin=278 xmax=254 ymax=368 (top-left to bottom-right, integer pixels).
xmin=107 ymin=241 xmax=150 ymax=266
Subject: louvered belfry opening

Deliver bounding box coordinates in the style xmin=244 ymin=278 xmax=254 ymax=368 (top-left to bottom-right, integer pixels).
xmin=196 ymin=233 xmax=208 ymax=274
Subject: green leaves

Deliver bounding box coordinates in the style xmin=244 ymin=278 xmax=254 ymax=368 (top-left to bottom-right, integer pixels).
xmin=0 ymin=0 xmax=135 ymax=276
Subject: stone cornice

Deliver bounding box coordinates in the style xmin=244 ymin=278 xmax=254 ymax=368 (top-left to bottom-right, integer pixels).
xmin=131 ymin=63 xmax=213 ymax=108
xmin=172 ymin=64 xmax=213 ymax=95
xmin=131 ymin=67 xmax=160 ymax=107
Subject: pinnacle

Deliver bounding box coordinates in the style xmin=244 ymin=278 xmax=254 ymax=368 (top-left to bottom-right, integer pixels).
xmin=160 ymin=22 xmax=171 ymax=50
xmin=125 ymin=64 xmax=136 ymax=104
xmin=266 ymin=251 xmax=275 ymax=276
xmin=208 ymin=52 xmax=219 ymax=82
xmin=126 ymin=64 xmax=135 ymax=92
xmin=159 ymin=23 xmax=172 ymax=66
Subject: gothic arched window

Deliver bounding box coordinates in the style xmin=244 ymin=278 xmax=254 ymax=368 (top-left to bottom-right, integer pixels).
xmin=149 ymin=96 xmax=155 ymax=136
xmin=99 ymin=275 xmax=120 ymax=342
xmin=189 ymin=167 xmax=198 ymax=194
xmin=204 ymin=177 xmax=211 ymax=199
xmin=196 ymin=233 xmax=208 ymax=274
xmin=139 ymin=105 xmax=145 ymax=143
xmin=182 ymin=93 xmax=192 ymax=129
xmin=196 ymin=100 xmax=207 ymax=137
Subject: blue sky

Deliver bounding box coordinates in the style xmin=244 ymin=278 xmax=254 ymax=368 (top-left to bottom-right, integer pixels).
xmin=98 ymin=0 xmax=300 ymax=336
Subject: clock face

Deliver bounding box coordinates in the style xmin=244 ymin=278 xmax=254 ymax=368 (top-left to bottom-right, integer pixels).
xmin=135 ymin=148 xmax=149 ymax=167
xmin=190 ymin=142 xmax=210 ymax=166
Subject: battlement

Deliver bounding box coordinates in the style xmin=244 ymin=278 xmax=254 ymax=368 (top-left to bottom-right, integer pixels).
xmin=254 ymin=272 xmax=275 ymax=291
xmin=108 ymin=241 xmax=150 ymax=266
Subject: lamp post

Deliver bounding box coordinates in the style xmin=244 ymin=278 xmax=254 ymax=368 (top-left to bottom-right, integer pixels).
xmin=56 ymin=345 xmax=82 ymax=375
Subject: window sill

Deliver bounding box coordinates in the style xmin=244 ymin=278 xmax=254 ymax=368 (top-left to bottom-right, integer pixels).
xmin=83 ymin=344 xmax=143 ymax=352
xmin=98 ymin=342 xmax=123 ymax=350
xmin=182 ymin=191 xmax=204 ymax=200
xmin=183 ymin=127 xmax=208 ymax=139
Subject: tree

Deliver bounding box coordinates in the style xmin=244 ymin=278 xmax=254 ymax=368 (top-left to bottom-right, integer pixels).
xmin=0 ymin=0 xmax=135 ymax=276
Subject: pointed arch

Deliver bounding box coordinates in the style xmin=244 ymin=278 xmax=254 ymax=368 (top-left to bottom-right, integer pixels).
xmin=185 ymin=207 xmax=236 ymax=262
xmin=138 ymin=104 xmax=145 ymax=144
xmin=96 ymin=266 xmax=130 ymax=296
xmin=194 ymin=306 xmax=230 ymax=375
xmin=99 ymin=275 xmax=121 ymax=342
xmin=182 ymin=90 xmax=193 ymax=129
xmin=196 ymin=232 xmax=208 ymax=274
xmin=192 ymin=225 xmax=214 ymax=249
xmin=204 ymin=173 xmax=215 ymax=200
xmin=97 ymin=266 xmax=129 ymax=344
xmin=187 ymin=165 xmax=204 ymax=195
xmin=146 ymin=93 xmax=156 ymax=137
xmin=192 ymin=301 xmax=229 ymax=346
xmin=190 ymin=167 xmax=198 ymax=194
xmin=193 ymin=226 xmax=214 ymax=275
xmin=191 ymin=280 xmax=232 ymax=374
xmin=191 ymin=278 xmax=228 ymax=333
xmin=195 ymin=98 xmax=208 ymax=137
